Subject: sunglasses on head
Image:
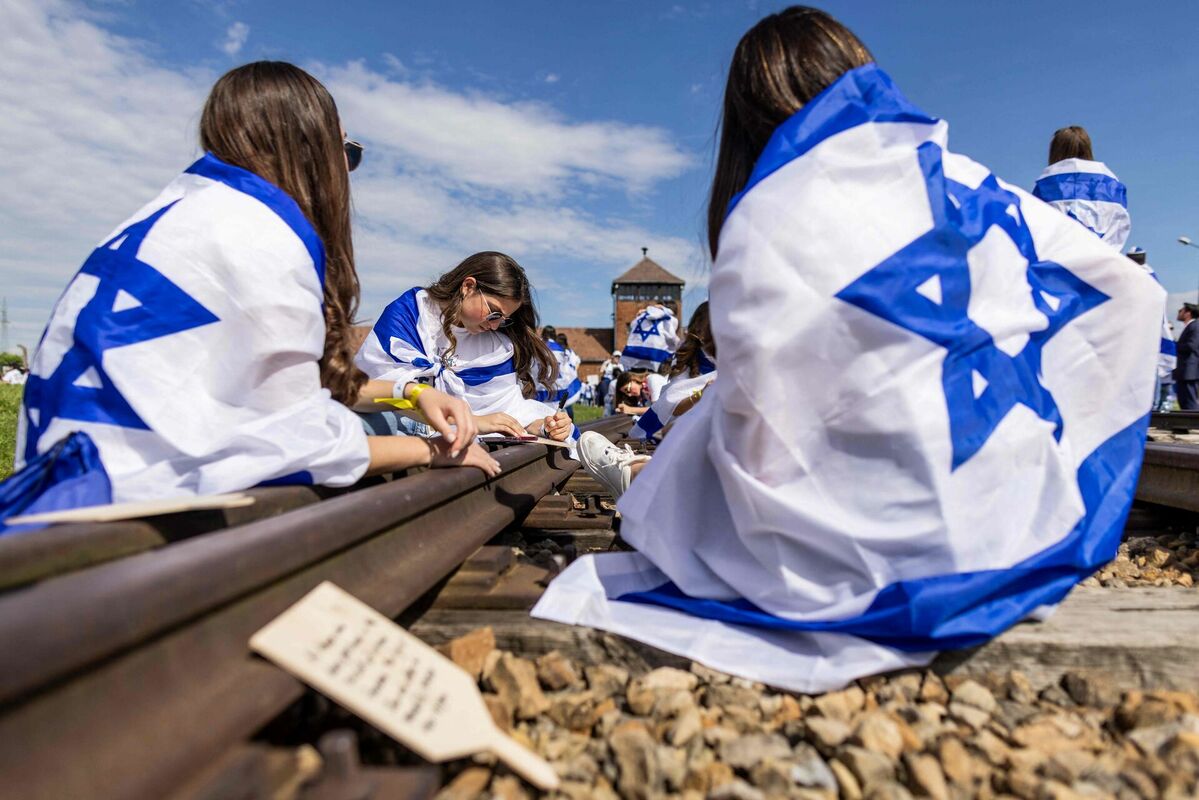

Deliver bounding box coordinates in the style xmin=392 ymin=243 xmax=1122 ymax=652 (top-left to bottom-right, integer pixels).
xmin=344 ymin=139 xmax=364 ymax=172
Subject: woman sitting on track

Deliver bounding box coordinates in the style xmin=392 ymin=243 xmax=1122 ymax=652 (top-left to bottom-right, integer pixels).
xmin=534 ymin=6 xmax=1162 ymax=692
xmin=2 ymin=61 xmax=499 ymax=526
xmin=355 ymin=252 xmax=574 ymax=443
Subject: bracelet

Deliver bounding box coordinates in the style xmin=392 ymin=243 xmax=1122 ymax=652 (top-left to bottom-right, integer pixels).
xmin=404 ymin=382 xmax=430 ymax=403
xmin=689 ymin=388 xmax=704 ymax=402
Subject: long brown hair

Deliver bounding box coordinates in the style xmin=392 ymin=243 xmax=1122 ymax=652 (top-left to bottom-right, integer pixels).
xmin=424 ymin=252 xmax=558 ymax=397
xmin=671 ymin=301 xmax=715 ymax=378
xmin=1048 ymin=126 xmax=1094 ymax=165
xmin=707 ymin=7 xmax=872 ymax=260
xmin=200 ymin=61 xmax=364 ymax=405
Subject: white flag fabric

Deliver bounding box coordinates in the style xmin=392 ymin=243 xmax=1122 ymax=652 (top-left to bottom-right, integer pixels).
xmin=629 ymin=353 xmax=717 ymax=442
xmin=356 ymin=288 xmax=568 ymax=432
xmin=14 ymin=154 xmax=372 ymax=503
xmin=1133 ymin=259 xmax=1178 ymax=382
xmin=620 ymin=305 xmax=680 ymax=372
xmin=1032 ymin=158 xmax=1131 ymax=251
xmin=534 ymin=64 xmax=1163 ymax=693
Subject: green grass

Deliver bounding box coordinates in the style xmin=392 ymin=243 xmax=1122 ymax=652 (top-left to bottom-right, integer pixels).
xmin=0 ymin=385 xmax=22 ymax=481
xmin=572 ymin=404 xmax=604 ymax=425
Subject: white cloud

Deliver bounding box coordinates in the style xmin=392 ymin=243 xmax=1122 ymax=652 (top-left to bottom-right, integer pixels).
xmin=544 ymin=73 xmax=560 ymax=84
xmin=321 ymin=60 xmax=693 ymax=196
xmin=221 ymin=21 xmax=249 ymax=56
xmin=0 ymin=0 xmax=703 ymax=348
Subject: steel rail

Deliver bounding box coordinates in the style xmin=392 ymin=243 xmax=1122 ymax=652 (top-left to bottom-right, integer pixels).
xmin=1135 ymin=440 xmax=1199 ymax=514
xmin=1149 ymin=410 xmax=1199 ymax=431
xmin=0 ymin=415 xmax=630 ymax=800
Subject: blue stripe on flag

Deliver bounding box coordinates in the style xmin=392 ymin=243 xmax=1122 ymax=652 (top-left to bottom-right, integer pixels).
xmin=623 ymin=345 xmax=674 ymax=365
xmin=458 ymin=358 xmax=516 ymax=386
xmin=374 ymin=288 xmax=426 ymax=361
xmin=617 ymin=412 xmax=1149 ymax=651
xmin=631 ymin=407 xmax=664 ymax=440
xmin=728 ymin=64 xmax=938 ymax=218
xmin=697 ymin=351 xmax=717 ymax=375
xmin=186 ymin=154 xmax=326 ymax=284
xmin=1032 ymin=173 xmax=1127 ymax=208
xmin=1162 ymin=338 xmax=1177 ymax=357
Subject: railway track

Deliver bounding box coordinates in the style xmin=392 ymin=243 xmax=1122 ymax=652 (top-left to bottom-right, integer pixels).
xmin=0 ymin=415 xmax=630 ymax=800
xmin=0 ymin=415 xmax=1193 ymax=800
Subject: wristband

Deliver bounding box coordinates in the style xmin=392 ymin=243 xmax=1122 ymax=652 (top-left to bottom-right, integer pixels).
xmin=404 ymin=383 xmax=430 ymax=404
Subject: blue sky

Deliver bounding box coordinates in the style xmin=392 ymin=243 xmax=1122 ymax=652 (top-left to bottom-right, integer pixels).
xmin=3 ymin=0 xmax=1198 ymax=350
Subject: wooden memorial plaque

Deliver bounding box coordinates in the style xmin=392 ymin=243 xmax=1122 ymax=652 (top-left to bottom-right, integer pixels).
xmin=250 ymin=581 xmax=559 ymax=790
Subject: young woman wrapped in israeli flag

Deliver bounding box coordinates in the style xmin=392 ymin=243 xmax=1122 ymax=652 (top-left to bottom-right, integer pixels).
xmin=355 ymin=253 xmax=576 ymax=444
xmin=626 ymin=302 xmax=717 ymax=444
xmin=533 ymin=327 xmax=583 ymax=413
xmin=534 ymin=7 xmax=1163 ymax=692
xmin=2 ymin=62 xmax=498 ymax=530
xmin=620 ymin=304 xmax=681 ymax=372
xmin=1032 ymin=127 xmax=1131 ymax=251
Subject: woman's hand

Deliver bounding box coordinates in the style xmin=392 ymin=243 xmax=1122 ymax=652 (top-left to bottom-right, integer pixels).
xmin=427 ymin=438 xmax=501 ymax=477
xmin=476 ymin=412 xmax=527 ymax=437
xmin=673 ymin=380 xmax=714 ymax=418
xmin=616 ymin=403 xmax=641 ymax=416
xmin=532 ymin=411 xmax=573 ymax=441
xmin=413 ymin=386 xmax=476 ymax=455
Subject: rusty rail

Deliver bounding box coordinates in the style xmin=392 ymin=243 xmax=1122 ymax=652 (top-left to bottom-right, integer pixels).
xmin=0 ymin=415 xmax=631 ymax=800
xmin=1135 ymin=441 xmax=1199 ymax=514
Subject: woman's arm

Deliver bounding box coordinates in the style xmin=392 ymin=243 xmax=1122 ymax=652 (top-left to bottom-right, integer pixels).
xmin=366 ymin=436 xmax=500 ymax=477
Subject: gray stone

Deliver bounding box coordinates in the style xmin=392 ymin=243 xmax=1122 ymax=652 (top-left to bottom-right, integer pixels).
xmin=718 ymin=732 xmax=791 ymax=770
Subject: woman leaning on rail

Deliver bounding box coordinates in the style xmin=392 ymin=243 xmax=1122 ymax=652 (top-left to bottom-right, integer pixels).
xmin=2 ymin=61 xmax=499 ymax=527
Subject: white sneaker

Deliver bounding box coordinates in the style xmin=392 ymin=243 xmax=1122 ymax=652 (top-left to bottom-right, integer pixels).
xmin=577 ymin=432 xmax=651 ymax=499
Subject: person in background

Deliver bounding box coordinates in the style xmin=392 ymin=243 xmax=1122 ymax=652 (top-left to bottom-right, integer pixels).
xmin=1032 ymin=126 xmax=1130 ymax=250
xmin=621 ymin=304 xmax=680 ymax=373
xmin=597 ymin=349 xmax=621 ymax=411
xmin=1175 ymin=303 xmax=1199 ymax=410
xmin=1126 ymin=248 xmax=1177 ymax=411
xmin=4 ymin=61 xmax=497 ymax=527
xmin=611 ymin=371 xmax=650 ymax=416
xmin=535 ymin=327 xmax=582 ymax=418
xmin=355 ymin=252 xmax=574 ymax=443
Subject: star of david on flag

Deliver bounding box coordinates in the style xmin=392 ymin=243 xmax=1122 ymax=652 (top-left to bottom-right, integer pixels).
xmin=22 ymin=203 xmax=220 ymax=461
xmin=631 ymin=315 xmax=662 ymax=342
xmin=836 ymin=142 xmax=1109 ymax=469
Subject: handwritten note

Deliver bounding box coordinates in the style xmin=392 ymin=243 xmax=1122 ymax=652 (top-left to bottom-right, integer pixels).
xmin=250 ymin=582 xmax=558 ymax=790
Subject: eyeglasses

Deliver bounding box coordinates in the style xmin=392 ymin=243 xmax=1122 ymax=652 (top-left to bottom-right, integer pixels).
xmin=344 ymin=139 xmax=364 ymax=172
xmin=478 ymin=291 xmax=514 ymax=328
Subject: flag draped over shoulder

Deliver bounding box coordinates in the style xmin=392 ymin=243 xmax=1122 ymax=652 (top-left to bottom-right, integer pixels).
xmin=621 ymin=305 xmax=680 ymax=372
xmin=356 ymin=289 xmax=572 ymax=434
xmin=6 ymin=154 xmax=370 ymax=528
xmin=533 ymin=64 xmax=1163 ymax=692
xmin=1033 ymin=158 xmax=1131 ymax=251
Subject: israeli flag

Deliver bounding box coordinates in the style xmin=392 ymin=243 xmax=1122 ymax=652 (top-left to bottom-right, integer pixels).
xmin=533 ymin=64 xmax=1162 ymax=692
xmin=357 ymin=289 xmax=570 ymax=433
xmin=8 ymin=154 xmax=372 ymax=521
xmin=1130 ymin=256 xmax=1178 ymax=383
xmin=621 ymin=305 xmax=680 ymax=372
xmin=629 ymin=354 xmax=716 ymax=442
xmin=1033 ymin=158 xmax=1130 ymax=251
xmin=536 ymin=339 xmax=583 ymax=408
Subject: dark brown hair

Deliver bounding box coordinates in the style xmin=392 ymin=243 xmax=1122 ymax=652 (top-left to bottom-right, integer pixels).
xmin=613 ymin=370 xmax=647 ymax=409
xmin=425 ymin=252 xmax=557 ymax=397
xmin=707 ymin=7 xmax=873 ymax=260
xmin=1048 ymin=126 xmax=1094 ymax=164
xmin=671 ymin=301 xmax=715 ymax=378
xmin=200 ymin=61 xmax=364 ymax=406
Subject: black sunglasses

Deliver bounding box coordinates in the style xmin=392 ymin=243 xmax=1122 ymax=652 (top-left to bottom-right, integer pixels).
xmin=344 ymin=139 xmax=364 ymax=172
